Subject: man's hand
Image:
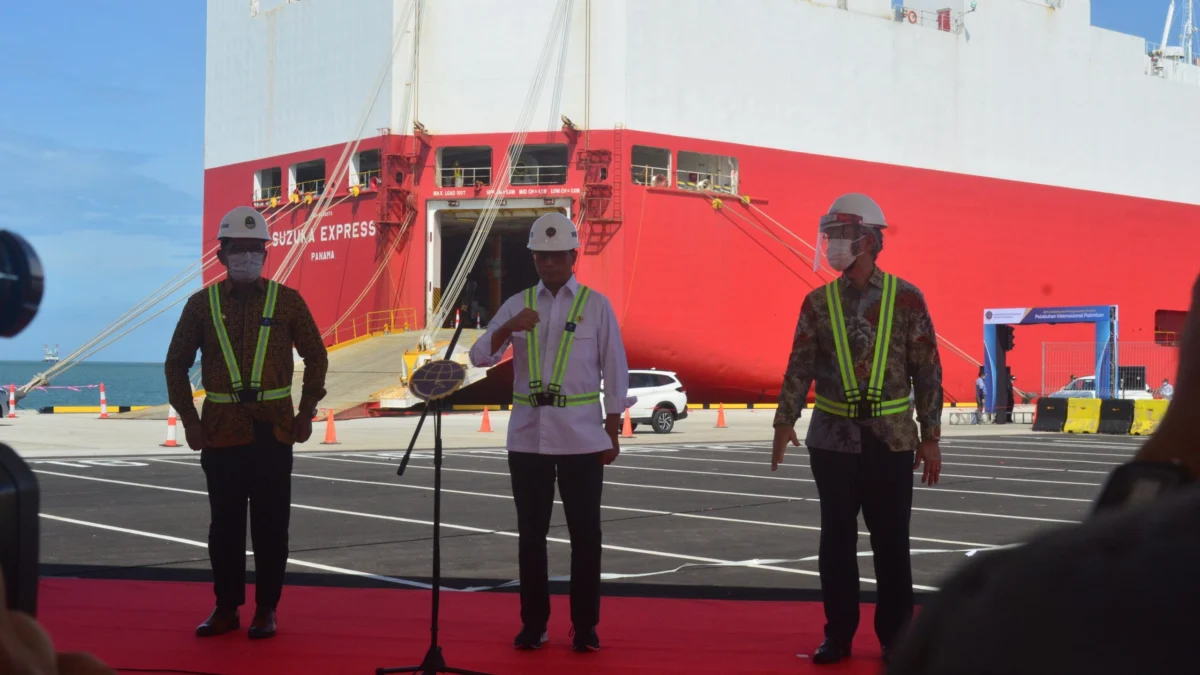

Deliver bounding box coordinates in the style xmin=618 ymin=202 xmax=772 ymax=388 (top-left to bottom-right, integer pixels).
xmin=914 ymin=439 xmax=942 ymax=485
xmin=293 ymin=411 xmax=315 ymax=444
xmin=601 ymin=416 xmax=621 ymax=465
xmin=506 ymin=308 xmax=540 ymax=334
xmin=182 ymin=421 xmax=207 ymax=452
xmin=0 ymin=570 xmax=116 ymax=674
xmin=772 ymin=424 xmax=799 ymax=471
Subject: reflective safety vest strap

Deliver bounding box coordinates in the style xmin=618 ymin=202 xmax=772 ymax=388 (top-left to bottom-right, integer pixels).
xmin=524 ymin=287 xmax=543 ymax=393
xmin=518 ymin=284 xmax=597 ymax=408
xmin=867 ymin=273 xmax=898 ymax=402
xmin=513 ymin=392 xmax=600 ymax=408
xmin=825 ymin=281 xmax=859 ymax=403
xmin=206 ymin=280 xmax=285 ymax=404
xmin=823 ymin=272 xmax=899 ymax=410
xmin=548 ymin=286 xmax=591 ymax=393
xmin=814 ymin=393 xmax=910 ymax=418
xmin=206 ymin=387 xmax=292 ymax=404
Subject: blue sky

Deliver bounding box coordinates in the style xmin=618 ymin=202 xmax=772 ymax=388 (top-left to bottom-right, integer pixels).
xmin=0 ymin=0 xmax=1183 ymax=363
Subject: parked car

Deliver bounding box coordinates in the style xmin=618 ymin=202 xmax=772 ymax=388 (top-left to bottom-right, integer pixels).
xmin=1049 ymin=375 xmax=1153 ymax=400
xmin=601 ymin=369 xmax=689 ymax=433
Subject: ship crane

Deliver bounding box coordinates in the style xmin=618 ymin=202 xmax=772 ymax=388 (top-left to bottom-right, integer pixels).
xmin=1152 ymin=1 xmax=1197 ymax=66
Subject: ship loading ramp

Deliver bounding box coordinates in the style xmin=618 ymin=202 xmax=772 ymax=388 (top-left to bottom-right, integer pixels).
xmin=114 ymin=328 xmax=498 ymax=421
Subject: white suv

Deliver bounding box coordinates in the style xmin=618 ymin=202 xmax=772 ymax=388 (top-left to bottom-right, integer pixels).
xmin=602 ymin=369 xmax=689 ymax=433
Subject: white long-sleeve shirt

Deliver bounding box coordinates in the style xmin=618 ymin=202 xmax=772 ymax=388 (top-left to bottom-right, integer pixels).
xmin=469 ymin=276 xmax=635 ymax=455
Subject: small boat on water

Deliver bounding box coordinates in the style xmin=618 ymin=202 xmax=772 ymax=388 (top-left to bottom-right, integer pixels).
xmin=42 ymin=344 xmax=59 ymax=363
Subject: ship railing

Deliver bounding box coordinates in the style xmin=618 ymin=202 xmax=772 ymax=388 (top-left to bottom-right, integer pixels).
xmin=439 ymin=166 xmax=492 ymax=187
xmin=294 ymin=179 xmax=327 ymax=196
xmin=509 ymin=164 xmax=568 ymax=186
xmin=351 ymin=169 xmax=380 ymax=188
xmin=326 ymin=307 xmax=419 ymax=347
xmin=676 ymin=169 xmax=736 ymax=195
xmin=892 ymin=5 xmax=963 ymax=34
xmin=1144 ymin=47 xmax=1200 ymax=83
xmin=254 ymin=185 xmax=283 ymax=201
xmin=632 ymin=164 xmax=670 ymax=186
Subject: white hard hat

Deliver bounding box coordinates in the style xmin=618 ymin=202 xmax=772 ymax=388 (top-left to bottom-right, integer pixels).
xmin=527 ymin=212 xmax=579 ymax=251
xmin=218 ymin=206 xmax=271 ymax=241
xmin=813 ymin=193 xmax=887 ymax=272
xmin=819 ymin=193 xmax=888 ymax=231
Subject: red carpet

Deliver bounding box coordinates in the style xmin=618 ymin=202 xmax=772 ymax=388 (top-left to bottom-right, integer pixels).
xmin=39 ymin=578 xmax=889 ymax=674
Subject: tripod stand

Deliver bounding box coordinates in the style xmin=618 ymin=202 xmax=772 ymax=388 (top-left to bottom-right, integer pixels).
xmin=376 ymin=282 xmax=495 ymax=675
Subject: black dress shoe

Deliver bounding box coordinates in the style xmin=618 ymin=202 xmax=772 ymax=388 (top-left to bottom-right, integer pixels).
xmin=248 ymin=607 xmax=276 ymax=639
xmin=813 ymin=638 xmax=852 ymax=665
xmin=196 ymin=607 xmax=240 ymax=637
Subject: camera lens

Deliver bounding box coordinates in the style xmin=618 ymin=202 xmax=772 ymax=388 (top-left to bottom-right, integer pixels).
xmin=0 ymin=230 xmax=45 ymax=339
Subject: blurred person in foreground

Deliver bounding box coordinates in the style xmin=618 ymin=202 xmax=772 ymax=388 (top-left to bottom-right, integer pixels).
xmin=164 ymin=206 xmax=328 ymax=640
xmin=771 ymin=193 xmax=943 ymax=665
xmin=886 ymin=271 xmax=1200 ymax=675
xmin=0 ymin=571 xmax=114 ymax=674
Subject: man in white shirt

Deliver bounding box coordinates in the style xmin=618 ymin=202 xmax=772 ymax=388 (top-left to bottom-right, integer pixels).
xmin=468 ymin=212 xmax=634 ymax=654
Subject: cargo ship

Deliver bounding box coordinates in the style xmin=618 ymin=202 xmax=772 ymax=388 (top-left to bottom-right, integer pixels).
xmin=202 ymin=0 xmax=1200 ymax=406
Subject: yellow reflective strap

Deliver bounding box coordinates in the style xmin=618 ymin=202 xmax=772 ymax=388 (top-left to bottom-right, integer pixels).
xmin=525 ymin=288 xmax=543 ymax=393
xmin=825 ymin=282 xmax=858 ymax=402
xmin=512 ymin=391 xmax=600 ymax=408
xmin=548 ymin=286 xmax=591 ymax=394
xmin=208 ymin=284 xmax=244 ymax=392
xmin=206 ymin=386 xmax=290 ymax=405
xmin=250 ymin=281 xmax=280 ymax=389
xmin=815 ymin=394 xmax=910 ymax=418
xmin=868 ymin=274 xmax=897 ymax=401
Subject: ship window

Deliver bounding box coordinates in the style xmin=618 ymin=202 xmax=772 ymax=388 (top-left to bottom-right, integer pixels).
xmin=676 ymin=151 xmax=738 ymax=195
xmin=439 ymin=146 xmax=492 ymax=188
xmin=351 ymin=149 xmax=380 ymax=189
xmin=1155 ymin=309 xmax=1187 ymax=345
xmin=254 ymin=167 xmax=282 ymax=203
xmin=291 ymin=159 xmax=326 ymax=196
xmin=631 ymin=146 xmax=670 ymax=186
xmin=509 ymin=143 xmax=568 ymax=186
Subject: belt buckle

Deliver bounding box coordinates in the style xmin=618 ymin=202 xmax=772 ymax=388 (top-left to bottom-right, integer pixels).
xmin=553 ymin=394 xmax=567 ymax=408
xmin=532 ymin=393 xmax=554 ymax=408
xmin=856 ymin=399 xmax=873 ymax=421
xmin=235 ymin=388 xmax=261 ymax=404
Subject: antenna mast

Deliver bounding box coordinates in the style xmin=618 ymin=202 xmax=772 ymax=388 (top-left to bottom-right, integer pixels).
xmin=1183 ymin=0 xmax=1197 ymax=63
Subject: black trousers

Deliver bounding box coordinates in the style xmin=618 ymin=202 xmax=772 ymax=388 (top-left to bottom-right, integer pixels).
xmin=507 ymin=451 xmax=605 ymax=630
xmin=199 ymin=421 xmax=294 ymax=610
xmin=808 ymin=429 xmax=915 ymax=647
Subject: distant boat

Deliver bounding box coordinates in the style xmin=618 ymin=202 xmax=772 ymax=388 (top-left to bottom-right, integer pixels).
xmin=42 ymin=344 xmax=60 ymax=363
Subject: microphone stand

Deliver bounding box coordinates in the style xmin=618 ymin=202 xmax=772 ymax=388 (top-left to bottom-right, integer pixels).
xmin=375 ymin=282 xmax=495 ymax=675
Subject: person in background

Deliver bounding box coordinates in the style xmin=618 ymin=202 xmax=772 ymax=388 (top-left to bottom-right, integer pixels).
xmin=469 ymin=212 xmax=633 ymax=653
xmin=974 ymin=367 xmax=985 ymax=424
xmin=772 ymin=193 xmax=943 ymax=665
xmin=885 ymin=272 xmax=1200 ymax=675
xmin=1161 ymin=378 xmax=1174 ymax=400
xmin=164 ymin=206 xmax=329 ymax=640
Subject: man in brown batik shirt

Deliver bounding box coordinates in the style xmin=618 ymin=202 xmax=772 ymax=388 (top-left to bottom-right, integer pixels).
xmin=164 ymin=206 xmax=328 ymax=640
xmin=772 ymin=193 xmax=943 ymax=666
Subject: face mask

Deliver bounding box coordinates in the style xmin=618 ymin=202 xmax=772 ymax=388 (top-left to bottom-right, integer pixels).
xmin=824 ymin=240 xmax=857 ymax=271
xmin=227 ymin=251 xmax=265 ymax=283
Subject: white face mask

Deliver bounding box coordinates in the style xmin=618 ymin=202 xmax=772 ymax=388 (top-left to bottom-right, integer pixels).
xmin=227 ymin=251 xmax=265 ymax=283
xmin=824 ymin=239 xmax=858 ymax=271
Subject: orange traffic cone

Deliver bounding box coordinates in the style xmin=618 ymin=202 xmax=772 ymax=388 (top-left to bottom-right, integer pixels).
xmin=161 ymin=406 xmax=179 ymax=447
xmin=98 ymin=383 xmax=109 ymax=419
xmin=7 ymin=385 xmax=16 ymax=418
xmin=479 ymin=407 xmax=493 ymax=432
xmin=622 ymin=408 xmax=634 ymax=438
xmin=715 ymin=403 xmax=727 ymax=428
xmin=321 ymin=409 xmax=340 ymax=445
